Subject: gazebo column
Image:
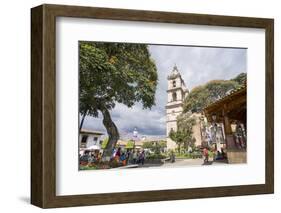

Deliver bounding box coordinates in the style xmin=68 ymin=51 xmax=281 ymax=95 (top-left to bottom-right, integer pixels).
xmin=223 ymin=115 xmax=235 ymax=150
xmin=223 ymin=112 xmax=246 ymax=164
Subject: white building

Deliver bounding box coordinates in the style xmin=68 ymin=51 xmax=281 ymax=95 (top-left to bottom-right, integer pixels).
xmin=79 ymin=129 xmax=104 ymax=150
xmin=166 ymin=65 xmax=189 ymax=150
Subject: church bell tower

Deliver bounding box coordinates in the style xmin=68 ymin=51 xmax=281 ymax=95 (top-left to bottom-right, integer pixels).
xmin=166 ymin=65 xmax=189 ymax=150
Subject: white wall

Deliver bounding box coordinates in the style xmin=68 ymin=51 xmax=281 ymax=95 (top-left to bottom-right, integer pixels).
xmin=0 ymin=0 xmax=279 ymax=212
xmin=85 ymin=134 xmax=102 ymax=148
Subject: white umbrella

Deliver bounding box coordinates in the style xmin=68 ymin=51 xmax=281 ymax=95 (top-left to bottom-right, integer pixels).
xmin=86 ymin=145 xmax=101 ymax=150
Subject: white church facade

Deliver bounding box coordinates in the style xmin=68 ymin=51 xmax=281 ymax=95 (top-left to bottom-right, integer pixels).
xmin=166 ymin=65 xmax=189 ymax=150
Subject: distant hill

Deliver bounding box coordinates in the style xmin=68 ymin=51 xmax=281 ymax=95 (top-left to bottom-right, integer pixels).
xmin=120 ymin=132 xmax=166 ymax=141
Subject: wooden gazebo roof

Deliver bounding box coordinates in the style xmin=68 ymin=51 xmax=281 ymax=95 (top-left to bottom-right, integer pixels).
xmin=203 ymin=85 xmax=247 ymax=123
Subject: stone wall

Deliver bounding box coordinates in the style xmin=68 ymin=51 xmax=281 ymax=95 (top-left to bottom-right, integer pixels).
xmin=191 ymin=113 xmax=203 ymax=147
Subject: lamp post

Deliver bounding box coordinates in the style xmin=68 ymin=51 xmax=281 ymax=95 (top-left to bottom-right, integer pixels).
xmin=211 ymin=114 xmax=218 ymax=149
xmin=211 ymin=113 xmax=217 ymax=123
xmin=133 ymin=127 xmax=138 ymax=151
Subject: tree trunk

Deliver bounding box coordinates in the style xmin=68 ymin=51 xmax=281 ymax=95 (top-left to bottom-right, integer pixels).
xmin=99 ymin=107 xmax=119 ymax=161
xmin=79 ymin=111 xmax=87 ymax=132
xmin=177 ymin=144 xmax=181 ymax=154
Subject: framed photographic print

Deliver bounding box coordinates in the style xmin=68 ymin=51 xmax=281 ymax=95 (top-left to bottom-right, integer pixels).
xmin=31 ymin=4 xmax=274 ymax=208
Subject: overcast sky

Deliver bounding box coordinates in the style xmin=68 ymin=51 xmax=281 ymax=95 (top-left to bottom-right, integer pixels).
xmin=81 ymin=44 xmax=247 ymax=139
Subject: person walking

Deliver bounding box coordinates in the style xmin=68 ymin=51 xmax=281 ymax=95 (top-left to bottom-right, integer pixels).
xmin=132 ymin=151 xmax=137 ymax=164
xmin=128 ymin=150 xmax=133 ymax=164
xmin=139 ymin=151 xmax=145 ymax=165
xmin=203 ymin=147 xmax=209 ymax=163
xmin=136 ymin=151 xmax=140 ymax=164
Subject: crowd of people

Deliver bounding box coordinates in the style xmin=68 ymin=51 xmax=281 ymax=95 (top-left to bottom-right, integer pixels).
xmin=79 ymin=150 xmax=102 ymax=165
xmin=80 ymin=145 xmax=228 ymax=168
xmin=79 ymin=147 xmax=147 ymax=168
xmin=112 ymin=147 xmax=146 ymax=166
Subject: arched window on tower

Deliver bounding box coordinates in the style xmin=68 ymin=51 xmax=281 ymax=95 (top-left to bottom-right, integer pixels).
xmin=172 ymin=92 xmax=177 ymax=101
xmin=172 ymin=80 xmax=176 ymax=88
xmin=170 ymin=128 xmax=174 ymax=134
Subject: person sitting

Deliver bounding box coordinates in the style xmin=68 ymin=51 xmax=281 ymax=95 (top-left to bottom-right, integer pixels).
xmin=215 ymin=151 xmax=223 ymax=160
xmin=221 ymin=148 xmax=226 ymax=160
xmin=115 ymin=147 xmax=121 ymax=162
xmin=120 ymin=152 xmax=127 ymax=166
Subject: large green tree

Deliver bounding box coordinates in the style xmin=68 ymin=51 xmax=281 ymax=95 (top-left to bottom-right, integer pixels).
xmin=79 ymin=42 xmax=157 ymax=159
xmin=169 ymin=113 xmax=196 ymax=153
xmin=169 ymin=129 xmax=185 ymax=153
xmin=183 ymin=75 xmax=246 ymax=113
xmin=177 ymin=113 xmax=196 ymax=150
xmin=142 ymin=141 xmax=166 ymax=154
xmin=231 ymin=72 xmax=246 ymax=85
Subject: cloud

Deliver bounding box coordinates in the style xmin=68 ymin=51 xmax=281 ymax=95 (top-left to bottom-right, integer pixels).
xmin=82 ymin=44 xmax=247 ymax=137
xmin=83 ymin=103 xmax=166 ymax=137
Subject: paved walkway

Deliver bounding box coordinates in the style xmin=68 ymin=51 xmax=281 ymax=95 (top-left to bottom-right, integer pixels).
xmin=119 ymin=158 xmax=228 ymax=169
xmin=162 ymin=158 xmax=203 ymax=167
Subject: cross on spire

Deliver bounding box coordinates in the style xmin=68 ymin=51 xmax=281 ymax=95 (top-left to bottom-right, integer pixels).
xmin=171 ymin=64 xmax=179 ymax=75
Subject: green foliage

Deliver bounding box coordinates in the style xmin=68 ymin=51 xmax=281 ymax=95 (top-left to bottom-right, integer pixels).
xmin=142 ymin=141 xmax=166 ymax=154
xmin=79 ymin=165 xmax=97 ymax=170
xmin=231 ymin=72 xmax=246 ymax=85
xmin=183 ymin=73 xmax=246 ymax=112
xmin=142 ymin=141 xmax=154 ymax=149
xmin=169 ymin=112 xmax=196 ymax=153
xmin=177 ymin=113 xmax=196 ymax=137
xmin=169 ymin=129 xmax=186 ymax=153
xmin=79 ymin=42 xmax=158 ymax=117
xmin=175 ymin=151 xmax=202 ymax=159
xmin=125 ymin=140 xmax=134 ymax=149
xmin=101 ymin=137 xmax=109 ymax=149
xmin=79 ymin=41 xmax=158 ymax=155
xmin=146 ymin=153 xmax=167 ymax=160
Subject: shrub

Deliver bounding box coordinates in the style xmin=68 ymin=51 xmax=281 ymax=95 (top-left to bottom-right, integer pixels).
xmin=146 ymin=153 xmax=167 ymax=160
